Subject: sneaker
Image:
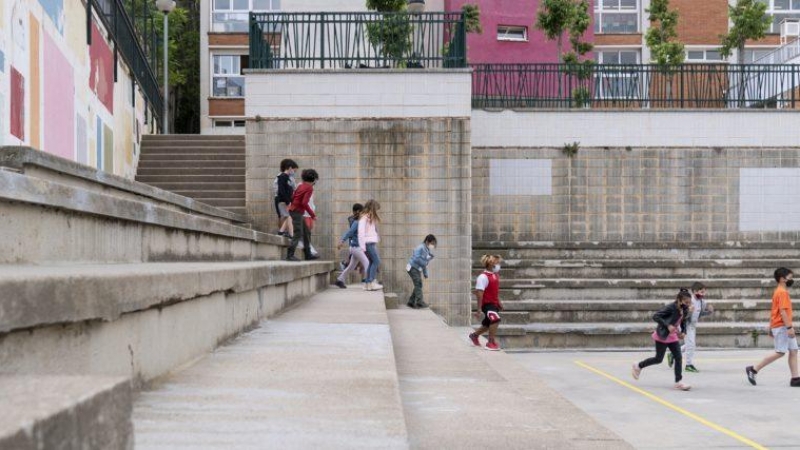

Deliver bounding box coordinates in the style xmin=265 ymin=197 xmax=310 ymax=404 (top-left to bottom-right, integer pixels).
xmin=371 ymin=282 xmax=384 ymax=290
xmin=335 ymin=280 xmax=347 ymax=289
xmin=485 ymin=341 xmax=501 ymax=351
xmin=363 ymin=283 xmax=369 ymax=290
xmin=286 ymin=255 xmax=300 ymax=262
xmin=674 ymin=382 xmax=692 ymax=391
xmin=791 ymin=377 xmax=800 ymax=387
xmin=745 ymin=366 xmax=758 ymax=386
xmin=631 ymin=363 xmax=641 ymax=380
xmin=306 ymin=254 xmax=320 ymax=261
xmin=685 ymin=365 xmax=699 ymax=373
xmin=406 ymin=302 xmax=418 ymax=309
xmin=667 ymin=352 xmax=674 ymax=368
xmin=468 ymin=333 xmax=481 ymax=347
xmin=417 ymin=301 xmax=429 ymax=309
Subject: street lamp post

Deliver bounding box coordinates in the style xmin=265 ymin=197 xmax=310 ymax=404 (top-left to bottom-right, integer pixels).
xmin=155 ymin=0 xmax=176 ymax=134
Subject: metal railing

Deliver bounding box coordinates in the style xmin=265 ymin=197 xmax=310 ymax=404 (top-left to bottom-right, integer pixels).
xmin=90 ymin=0 xmax=163 ymax=120
xmin=249 ymin=12 xmax=466 ymax=69
xmin=472 ymin=64 xmax=800 ymax=109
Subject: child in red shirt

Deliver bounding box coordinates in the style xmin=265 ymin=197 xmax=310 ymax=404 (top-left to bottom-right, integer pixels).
xmin=469 ymin=255 xmax=504 ymax=351
xmin=286 ymin=169 xmax=319 ymax=261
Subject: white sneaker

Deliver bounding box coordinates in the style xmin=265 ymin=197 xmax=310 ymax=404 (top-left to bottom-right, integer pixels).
xmin=631 ymin=363 xmax=641 ymax=380
xmin=372 ymin=282 xmax=384 ymax=290
xmin=674 ymin=382 xmax=691 ymax=391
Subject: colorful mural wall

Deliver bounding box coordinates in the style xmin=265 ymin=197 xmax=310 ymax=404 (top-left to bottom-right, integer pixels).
xmin=0 ymin=0 xmax=154 ymax=179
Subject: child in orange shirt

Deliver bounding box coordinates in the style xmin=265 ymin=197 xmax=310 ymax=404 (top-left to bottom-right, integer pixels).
xmin=746 ymin=267 xmax=800 ymax=387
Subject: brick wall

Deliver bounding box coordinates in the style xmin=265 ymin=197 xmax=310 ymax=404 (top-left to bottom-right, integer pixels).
xmin=473 ymin=147 xmax=800 ymax=244
xmin=247 ymin=118 xmax=473 ymax=325
xmin=672 ymin=0 xmax=730 ymax=45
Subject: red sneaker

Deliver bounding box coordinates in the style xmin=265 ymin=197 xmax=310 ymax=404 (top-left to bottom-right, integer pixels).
xmin=485 ymin=341 xmax=500 ymax=351
xmin=468 ymin=333 xmax=481 ymax=347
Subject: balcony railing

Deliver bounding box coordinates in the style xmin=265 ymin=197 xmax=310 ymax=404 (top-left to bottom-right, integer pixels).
xmin=90 ymin=0 xmax=163 ymax=121
xmin=249 ymin=12 xmax=467 ymax=69
xmin=472 ymin=64 xmax=800 ymax=109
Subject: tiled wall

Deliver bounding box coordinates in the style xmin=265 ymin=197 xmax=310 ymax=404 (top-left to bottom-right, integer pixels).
xmin=247 ymin=118 xmax=473 ymax=325
xmin=473 ymin=147 xmax=800 ymax=243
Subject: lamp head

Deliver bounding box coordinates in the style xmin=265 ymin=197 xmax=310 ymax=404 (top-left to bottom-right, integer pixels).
xmin=407 ymin=0 xmax=425 ymax=13
xmin=155 ymin=0 xmax=176 ymax=14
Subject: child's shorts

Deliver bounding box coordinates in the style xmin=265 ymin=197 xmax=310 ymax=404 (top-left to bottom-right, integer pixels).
xmin=481 ymin=304 xmax=502 ymax=327
xmin=275 ymin=201 xmax=290 ymax=218
xmin=772 ymin=327 xmax=799 ymax=353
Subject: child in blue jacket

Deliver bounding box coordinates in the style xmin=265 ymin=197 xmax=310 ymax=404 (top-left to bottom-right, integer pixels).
xmin=406 ymin=235 xmax=437 ymax=309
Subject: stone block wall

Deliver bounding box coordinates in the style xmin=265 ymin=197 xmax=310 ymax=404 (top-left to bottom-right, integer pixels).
xmin=247 ymin=118 xmax=473 ymax=325
xmin=473 ymin=147 xmax=800 ymax=243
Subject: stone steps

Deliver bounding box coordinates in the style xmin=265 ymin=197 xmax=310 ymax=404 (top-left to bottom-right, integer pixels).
xmin=475 ymin=242 xmax=800 ymax=260
xmin=474 ymin=266 xmax=790 ymax=279
xmin=136 ymin=135 xmax=247 ymax=215
xmin=496 ymin=322 xmax=769 ymax=349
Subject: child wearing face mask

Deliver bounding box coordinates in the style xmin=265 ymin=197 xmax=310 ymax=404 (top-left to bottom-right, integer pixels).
xmin=469 ymin=255 xmax=504 ymax=351
xmin=273 ymin=159 xmax=298 ymax=238
xmin=632 ymin=289 xmax=693 ymax=391
xmin=669 ymin=281 xmax=714 ymax=373
xmin=406 ymin=235 xmax=437 ymax=309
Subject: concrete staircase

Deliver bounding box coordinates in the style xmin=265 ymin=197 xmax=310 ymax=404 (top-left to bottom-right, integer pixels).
xmin=136 ymin=134 xmax=246 ymax=216
xmin=0 ymin=147 xmax=332 ymax=448
xmin=472 ymin=242 xmax=800 ymax=349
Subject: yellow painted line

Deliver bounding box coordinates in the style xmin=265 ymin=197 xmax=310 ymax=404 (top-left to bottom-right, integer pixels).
xmin=574 ymin=360 xmax=767 ymax=450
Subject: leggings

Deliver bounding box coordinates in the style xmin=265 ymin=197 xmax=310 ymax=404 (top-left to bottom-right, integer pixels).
xmin=639 ymin=341 xmax=683 ymax=383
xmin=338 ymin=247 xmax=369 ymax=283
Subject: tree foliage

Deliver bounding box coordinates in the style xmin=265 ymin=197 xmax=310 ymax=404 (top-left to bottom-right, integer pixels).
xmin=720 ymin=0 xmax=770 ymax=60
xmin=535 ymin=0 xmax=593 ymax=64
xmin=645 ymin=0 xmax=685 ymax=66
xmin=462 ymin=4 xmax=482 ymax=34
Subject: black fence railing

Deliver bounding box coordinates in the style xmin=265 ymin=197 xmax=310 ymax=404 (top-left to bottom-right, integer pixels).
xmin=472 ymin=64 xmax=800 ymax=109
xmin=90 ymin=0 xmax=163 ymax=121
xmin=249 ymin=12 xmax=467 ymax=69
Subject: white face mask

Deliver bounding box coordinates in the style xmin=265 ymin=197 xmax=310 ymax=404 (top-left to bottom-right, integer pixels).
xmin=427 ymin=244 xmax=435 ymax=251
xmin=492 ymin=265 xmax=501 ymax=273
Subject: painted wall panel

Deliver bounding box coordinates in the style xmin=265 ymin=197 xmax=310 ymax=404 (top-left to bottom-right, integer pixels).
xmin=10 ymin=67 xmax=25 ymax=140
xmin=89 ymin=22 xmax=114 ymax=113
xmin=43 ymin=31 xmax=74 ymax=159
xmin=103 ymin=122 xmax=113 ymax=173
xmin=37 ymin=0 xmax=65 ymax=35
xmin=29 ymin=14 xmax=40 ymax=149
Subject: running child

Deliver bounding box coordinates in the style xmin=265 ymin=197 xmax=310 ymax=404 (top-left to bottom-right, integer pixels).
xmin=745 ymin=267 xmax=800 ymax=387
xmin=286 ymin=169 xmax=319 ymax=262
xmin=469 ymin=255 xmax=504 ymax=351
xmin=358 ymin=200 xmax=383 ymax=291
xmin=340 ymin=204 xmax=364 ymax=271
xmin=669 ymin=281 xmax=714 ymax=373
xmin=632 ymin=288 xmax=693 ymax=391
xmin=406 ymin=235 xmax=437 ymax=309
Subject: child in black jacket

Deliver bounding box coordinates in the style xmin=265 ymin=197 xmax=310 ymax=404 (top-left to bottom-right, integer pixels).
xmin=632 ymin=289 xmax=694 ymax=391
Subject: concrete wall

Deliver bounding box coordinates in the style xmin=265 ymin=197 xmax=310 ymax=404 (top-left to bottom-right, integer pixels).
xmin=472 ymin=110 xmax=800 ymax=148
xmin=473 ymin=146 xmax=800 ymax=243
xmin=0 ymin=0 xmax=155 ymax=178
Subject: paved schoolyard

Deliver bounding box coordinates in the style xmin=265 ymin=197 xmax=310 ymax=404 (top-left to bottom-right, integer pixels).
xmin=511 ymin=349 xmax=800 ymax=450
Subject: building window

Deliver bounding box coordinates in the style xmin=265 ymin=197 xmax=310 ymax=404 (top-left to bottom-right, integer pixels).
xmin=213 ymin=120 xmax=246 ymax=128
xmin=212 ymin=0 xmax=280 ymax=32
xmin=213 ymin=55 xmax=248 ymax=97
xmin=594 ymin=50 xmax=641 ymax=100
xmin=744 ymin=48 xmax=779 ymax=63
xmin=685 ymin=49 xmax=724 ymax=62
xmin=760 ymin=0 xmax=800 ymax=33
xmin=594 ymin=0 xmax=639 ymax=34
xmin=497 ymin=25 xmax=528 ymax=42
xmin=596 ymin=49 xmax=640 ymax=64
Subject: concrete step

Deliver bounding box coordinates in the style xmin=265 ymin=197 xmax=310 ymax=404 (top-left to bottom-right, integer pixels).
xmin=477 ymin=258 xmax=800 ymax=269
xmin=474 ymin=266 xmax=790 ymax=280
xmin=0 ymin=376 xmax=132 ymax=449
xmin=475 ymin=244 xmax=800 ymax=261
xmin=136 ymin=174 xmax=245 ymax=183
xmin=497 ymin=278 xmax=773 ymax=300
xmin=146 ymin=182 xmax=246 ymax=191
xmin=133 ymin=288 xmax=408 ymax=449
xmin=193 ymin=198 xmax=246 ymax=208
xmin=136 ymin=160 xmax=245 ymax=168
xmin=490 ymin=299 xmax=771 ymax=324
xmin=139 ymin=153 xmax=246 ymax=161
xmin=135 ymin=167 xmax=245 ymax=176
xmin=143 ymin=134 xmax=244 ymax=141
xmin=495 ymin=322 xmax=770 ymax=349
xmin=172 ymin=190 xmax=245 ymax=199
xmin=141 ymin=142 xmax=245 ymax=150
xmin=388 ymin=308 xmax=630 ymax=448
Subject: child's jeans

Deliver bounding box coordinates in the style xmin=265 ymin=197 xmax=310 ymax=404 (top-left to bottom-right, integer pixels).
xmin=407 ymin=267 xmax=424 ymax=306
xmin=681 ymin=324 xmax=697 ymax=365
xmin=365 ymin=243 xmax=380 ymax=283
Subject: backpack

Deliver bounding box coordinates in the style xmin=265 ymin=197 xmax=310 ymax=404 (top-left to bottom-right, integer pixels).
xmin=272 ymin=174 xmax=280 ymax=198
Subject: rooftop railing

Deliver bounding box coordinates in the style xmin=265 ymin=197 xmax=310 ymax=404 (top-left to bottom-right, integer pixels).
xmin=249 ymin=12 xmax=467 ymax=69
xmin=472 ymin=63 xmax=800 ymax=110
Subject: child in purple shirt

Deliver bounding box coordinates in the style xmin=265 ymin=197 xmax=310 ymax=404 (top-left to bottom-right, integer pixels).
xmin=632 ymin=288 xmax=693 ymax=391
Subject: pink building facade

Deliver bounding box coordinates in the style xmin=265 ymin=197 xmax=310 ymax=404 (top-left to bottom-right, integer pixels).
xmin=445 ymin=0 xmax=595 ymax=64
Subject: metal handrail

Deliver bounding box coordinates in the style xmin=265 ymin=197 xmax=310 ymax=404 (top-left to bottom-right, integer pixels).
xmin=249 ymin=12 xmax=467 ymax=69
xmin=472 ymin=63 xmax=799 ymax=109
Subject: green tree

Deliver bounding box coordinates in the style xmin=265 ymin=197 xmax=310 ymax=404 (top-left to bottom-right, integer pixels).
xmin=366 ymin=0 xmax=412 ymax=64
xmin=645 ymin=0 xmax=684 ymax=66
xmin=720 ymin=0 xmax=770 ymax=62
xmin=535 ymin=0 xmax=576 ymax=63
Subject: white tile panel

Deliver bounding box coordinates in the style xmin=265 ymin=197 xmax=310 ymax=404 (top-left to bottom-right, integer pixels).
xmin=490 ymin=159 xmax=552 ymax=196
xmin=740 ymin=168 xmax=800 ymax=231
